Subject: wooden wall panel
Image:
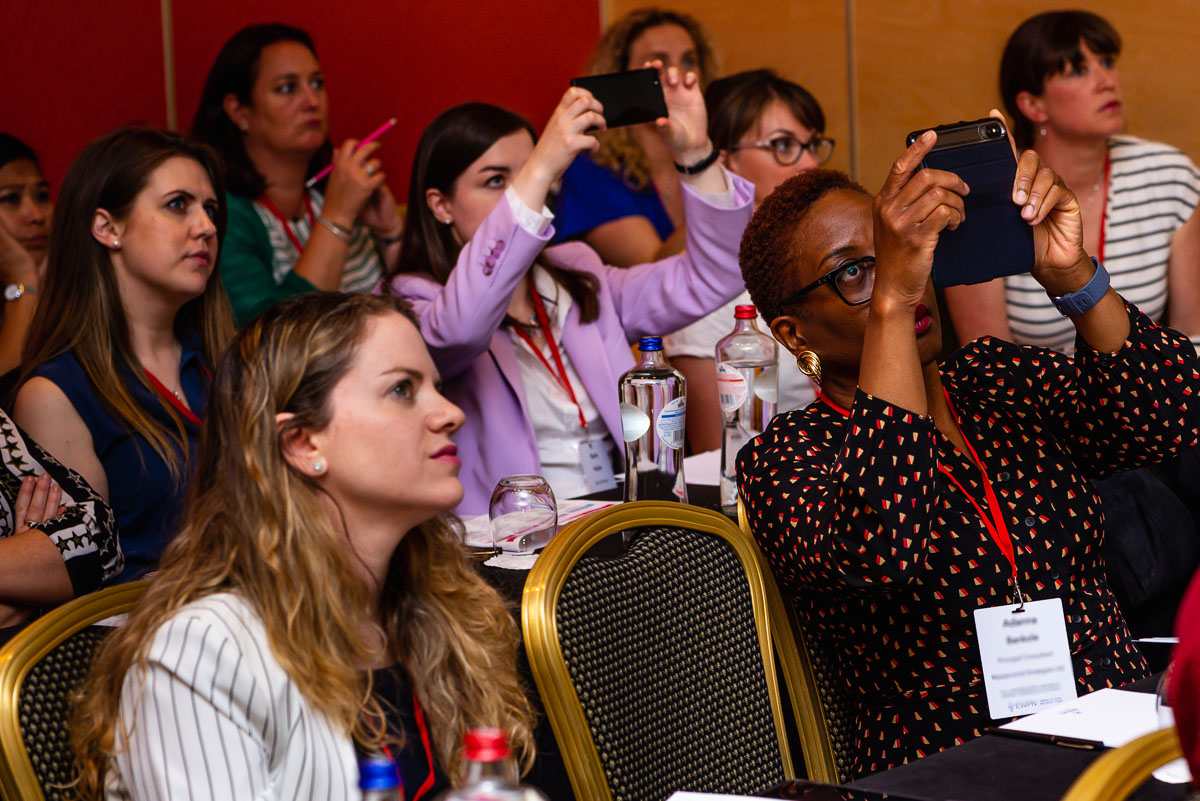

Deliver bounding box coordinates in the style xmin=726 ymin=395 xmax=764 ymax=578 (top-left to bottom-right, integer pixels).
xmin=606 ymin=0 xmax=852 ymax=174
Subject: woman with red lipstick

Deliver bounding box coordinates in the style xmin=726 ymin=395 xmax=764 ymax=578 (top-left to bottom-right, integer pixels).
xmin=944 ymin=10 xmax=1200 ymax=352
xmin=736 ymin=131 xmax=1200 ymax=776
xmin=0 ymin=134 xmax=52 ymax=375
xmin=13 ymin=127 xmax=235 ymax=581
xmin=73 ymin=293 xmax=534 ymax=800
xmin=193 ymin=24 xmax=404 ymax=326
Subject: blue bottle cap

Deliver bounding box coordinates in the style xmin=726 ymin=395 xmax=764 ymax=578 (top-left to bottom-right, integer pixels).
xmin=638 ymin=337 xmax=663 ymax=352
xmin=358 ymin=754 xmax=400 ymax=791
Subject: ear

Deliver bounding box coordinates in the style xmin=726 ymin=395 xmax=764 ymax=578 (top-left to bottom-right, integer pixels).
xmin=1015 ymin=91 xmax=1047 ymax=125
xmin=91 ymin=208 xmax=123 ymax=251
xmin=276 ymin=412 xmax=327 ymax=478
xmin=425 ymin=187 xmax=452 ymax=225
xmin=716 ymin=148 xmax=730 ymax=167
xmin=770 ymin=314 xmax=809 ymax=359
xmin=223 ymin=92 xmax=251 ymax=133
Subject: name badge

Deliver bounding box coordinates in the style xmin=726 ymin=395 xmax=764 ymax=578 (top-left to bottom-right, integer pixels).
xmin=580 ymin=438 xmax=617 ymax=493
xmin=973 ymin=597 xmax=1077 ymax=720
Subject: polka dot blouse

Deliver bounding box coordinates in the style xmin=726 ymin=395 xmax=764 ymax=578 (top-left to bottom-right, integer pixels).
xmin=737 ymin=303 xmax=1200 ymax=778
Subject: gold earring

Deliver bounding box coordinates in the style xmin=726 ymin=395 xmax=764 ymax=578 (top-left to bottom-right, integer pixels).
xmin=796 ymin=350 xmax=822 ymax=384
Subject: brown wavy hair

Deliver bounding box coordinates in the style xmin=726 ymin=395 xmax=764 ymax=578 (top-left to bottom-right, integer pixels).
xmin=17 ymin=126 xmax=235 ymax=480
xmin=589 ymin=7 xmax=719 ymax=189
xmin=72 ymin=293 xmax=534 ymax=795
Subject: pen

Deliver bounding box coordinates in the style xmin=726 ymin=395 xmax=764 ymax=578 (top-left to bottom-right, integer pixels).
xmin=984 ymin=726 xmax=1105 ymax=750
xmin=305 ymin=117 xmax=398 ymax=188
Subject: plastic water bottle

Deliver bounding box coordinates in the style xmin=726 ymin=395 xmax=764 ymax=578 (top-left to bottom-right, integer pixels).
xmin=618 ymin=337 xmax=687 ymax=503
xmin=359 ymin=753 xmax=404 ymax=801
xmin=715 ymin=305 xmax=778 ymax=510
xmin=434 ymin=728 xmax=548 ymax=801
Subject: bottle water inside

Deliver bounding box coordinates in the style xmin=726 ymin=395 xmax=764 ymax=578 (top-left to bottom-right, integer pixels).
xmin=715 ymin=305 xmax=777 ymax=510
xmin=618 ymin=337 xmax=687 ymax=503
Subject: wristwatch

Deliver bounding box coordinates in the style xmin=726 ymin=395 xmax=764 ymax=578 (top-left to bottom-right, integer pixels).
xmin=1049 ymin=258 xmax=1109 ymax=317
xmin=3 ymin=283 xmax=37 ymax=302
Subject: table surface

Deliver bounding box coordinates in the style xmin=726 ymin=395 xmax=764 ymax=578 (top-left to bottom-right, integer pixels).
xmin=847 ymin=675 xmax=1191 ymax=801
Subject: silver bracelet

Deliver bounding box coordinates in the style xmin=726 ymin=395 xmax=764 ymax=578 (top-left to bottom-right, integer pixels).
xmin=316 ymin=215 xmax=353 ymax=244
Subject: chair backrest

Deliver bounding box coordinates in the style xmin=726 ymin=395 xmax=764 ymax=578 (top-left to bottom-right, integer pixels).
xmin=1060 ymin=728 xmax=1184 ymax=801
xmin=738 ymin=498 xmax=855 ymax=783
xmin=523 ymin=501 xmax=800 ymax=801
xmin=0 ymin=581 xmax=149 ymax=801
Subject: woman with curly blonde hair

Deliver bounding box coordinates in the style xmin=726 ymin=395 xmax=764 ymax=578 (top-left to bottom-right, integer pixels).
xmin=553 ymin=7 xmax=718 ymax=265
xmin=72 ymin=292 xmax=534 ymax=799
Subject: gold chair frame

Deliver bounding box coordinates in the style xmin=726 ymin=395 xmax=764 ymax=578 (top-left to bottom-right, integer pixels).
xmin=1060 ymin=727 xmax=1185 ymax=801
xmin=0 ymin=581 xmax=149 ymax=801
xmin=523 ymin=500 xmax=830 ymax=801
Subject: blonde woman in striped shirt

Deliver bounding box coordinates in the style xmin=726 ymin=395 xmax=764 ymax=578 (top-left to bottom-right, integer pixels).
xmin=73 ymin=292 xmax=533 ymax=800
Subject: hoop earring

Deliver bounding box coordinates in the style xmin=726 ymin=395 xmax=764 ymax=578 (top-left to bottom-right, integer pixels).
xmin=796 ymin=350 xmax=822 ymax=384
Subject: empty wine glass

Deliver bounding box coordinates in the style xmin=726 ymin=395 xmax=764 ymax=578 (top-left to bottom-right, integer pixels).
xmin=489 ymin=475 xmax=558 ymax=554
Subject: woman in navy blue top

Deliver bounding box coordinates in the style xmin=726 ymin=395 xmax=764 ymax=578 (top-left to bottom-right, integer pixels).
xmin=14 ymin=127 xmax=234 ymax=580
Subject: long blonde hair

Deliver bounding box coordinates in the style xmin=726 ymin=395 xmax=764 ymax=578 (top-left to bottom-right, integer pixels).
xmin=72 ymin=293 xmax=534 ymax=795
xmin=589 ymin=7 xmax=719 ymax=189
xmin=17 ymin=127 xmax=235 ymax=480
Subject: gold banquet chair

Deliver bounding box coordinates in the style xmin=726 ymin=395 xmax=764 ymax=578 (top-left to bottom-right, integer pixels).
xmin=0 ymin=581 xmax=149 ymax=801
xmin=523 ymin=500 xmax=826 ymax=801
xmin=1060 ymin=728 xmax=1185 ymax=801
xmin=738 ymin=497 xmax=853 ymax=783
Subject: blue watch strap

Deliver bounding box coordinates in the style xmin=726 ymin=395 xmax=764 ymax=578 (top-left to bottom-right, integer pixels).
xmin=1050 ymin=258 xmax=1110 ymax=317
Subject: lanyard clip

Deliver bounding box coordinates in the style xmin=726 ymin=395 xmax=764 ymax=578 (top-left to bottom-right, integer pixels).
xmin=1011 ymin=574 xmax=1027 ymax=613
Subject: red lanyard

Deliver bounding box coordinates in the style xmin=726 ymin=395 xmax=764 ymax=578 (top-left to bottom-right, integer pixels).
xmin=1097 ymin=153 xmax=1110 ymax=262
xmin=379 ymin=690 xmax=436 ymax=800
xmin=510 ymin=282 xmax=588 ymax=431
xmin=258 ymin=193 xmax=315 ymax=254
xmin=143 ymin=368 xmax=207 ymax=427
xmin=818 ymin=390 xmax=1023 ymax=601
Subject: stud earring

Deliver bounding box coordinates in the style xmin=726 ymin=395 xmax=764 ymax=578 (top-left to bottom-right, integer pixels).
xmin=1039 ymin=127 xmax=1047 ymax=137
xmin=440 ymin=217 xmax=452 ymax=225
xmin=240 ymin=122 xmax=249 ymax=131
xmin=112 ymin=239 xmax=120 ymax=248
xmin=796 ymin=350 xmax=822 ymax=384
xmin=312 ymin=461 xmax=324 ymax=473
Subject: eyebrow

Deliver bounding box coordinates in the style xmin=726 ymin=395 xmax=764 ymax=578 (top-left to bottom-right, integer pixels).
xmin=381 ymin=365 xmax=443 ymax=386
xmin=819 ymin=244 xmax=860 ymax=269
xmin=479 ymin=166 xmax=511 ymax=174
xmin=270 ymin=70 xmax=322 ymax=82
xmin=163 ymin=189 xmax=219 ymax=205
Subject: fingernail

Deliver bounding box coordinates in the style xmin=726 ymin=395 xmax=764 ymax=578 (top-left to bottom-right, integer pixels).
xmin=922 ymin=130 xmax=935 ymax=142
xmin=1023 ymin=204 xmax=1035 ymax=219
xmin=1015 ymin=189 xmax=1028 ymax=204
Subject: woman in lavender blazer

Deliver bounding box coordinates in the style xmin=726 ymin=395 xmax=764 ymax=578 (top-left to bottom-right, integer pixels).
xmin=382 ymin=66 xmax=753 ymax=513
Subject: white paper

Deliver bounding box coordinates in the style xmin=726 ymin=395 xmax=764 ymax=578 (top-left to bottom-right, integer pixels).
xmin=682 ymin=449 xmax=722 ymax=486
xmin=666 ymin=794 xmax=761 ymax=801
xmin=1001 ymin=688 xmax=1166 ymax=748
xmin=460 ymin=499 xmax=620 ymax=548
xmin=974 ymin=598 xmax=1077 ymax=719
xmin=1135 ymin=637 xmax=1180 ymax=645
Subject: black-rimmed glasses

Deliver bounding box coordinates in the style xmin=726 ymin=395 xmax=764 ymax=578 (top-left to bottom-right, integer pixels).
xmin=728 ymin=134 xmax=836 ymax=167
xmin=780 ymin=257 xmax=876 ymax=307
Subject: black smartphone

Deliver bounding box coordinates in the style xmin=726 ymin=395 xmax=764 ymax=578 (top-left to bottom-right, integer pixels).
xmin=570 ymin=68 xmax=668 ymax=129
xmin=904 ymin=118 xmax=1034 ymax=287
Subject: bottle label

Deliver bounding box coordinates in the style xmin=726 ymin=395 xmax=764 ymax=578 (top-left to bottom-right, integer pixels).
xmin=716 ymin=363 xmax=749 ymax=413
xmin=754 ymin=366 xmax=779 ymax=404
xmin=655 ymin=396 xmax=687 ymax=450
xmin=620 ymin=402 xmax=651 ymax=443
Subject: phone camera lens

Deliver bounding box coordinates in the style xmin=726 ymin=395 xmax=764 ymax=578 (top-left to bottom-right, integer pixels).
xmin=983 ymin=122 xmax=1002 ymax=138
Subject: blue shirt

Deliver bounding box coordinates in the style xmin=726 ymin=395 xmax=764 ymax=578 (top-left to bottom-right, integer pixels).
xmin=32 ymin=337 xmax=208 ymax=580
xmin=551 ymin=151 xmax=674 ymax=244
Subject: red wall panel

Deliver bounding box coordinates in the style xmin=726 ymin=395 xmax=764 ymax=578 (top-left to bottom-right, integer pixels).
xmin=170 ymin=0 xmax=603 ymax=199
xmin=3 ymin=0 xmax=168 ymax=191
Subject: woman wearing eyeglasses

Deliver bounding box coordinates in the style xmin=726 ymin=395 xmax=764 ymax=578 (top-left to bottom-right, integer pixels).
xmin=736 ymin=131 xmax=1200 ymax=776
xmin=663 ymin=69 xmax=833 ymax=452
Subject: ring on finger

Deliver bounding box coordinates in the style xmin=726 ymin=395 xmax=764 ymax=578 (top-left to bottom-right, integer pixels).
xmin=24 ymin=519 xmax=39 ymax=528
xmin=365 ymin=164 xmax=377 ymax=176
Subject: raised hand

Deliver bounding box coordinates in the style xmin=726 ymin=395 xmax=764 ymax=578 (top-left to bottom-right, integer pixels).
xmin=645 ymin=61 xmax=710 ymax=165
xmin=321 ymin=138 xmax=388 ymax=230
xmin=512 ymin=86 xmax=605 ymax=211
xmin=872 ymin=130 xmax=970 ymax=308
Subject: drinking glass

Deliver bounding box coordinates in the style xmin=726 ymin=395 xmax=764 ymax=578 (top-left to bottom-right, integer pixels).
xmin=489 ymin=475 xmax=558 ymax=554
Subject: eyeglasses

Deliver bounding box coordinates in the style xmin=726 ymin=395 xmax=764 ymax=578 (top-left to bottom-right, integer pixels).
xmin=728 ymin=134 xmax=836 ymax=167
xmin=780 ymin=257 xmax=876 ymax=308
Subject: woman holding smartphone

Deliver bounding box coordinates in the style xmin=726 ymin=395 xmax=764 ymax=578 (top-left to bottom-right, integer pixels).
xmin=383 ymin=64 xmax=752 ymax=513
xmin=192 ymin=23 xmax=404 ymax=325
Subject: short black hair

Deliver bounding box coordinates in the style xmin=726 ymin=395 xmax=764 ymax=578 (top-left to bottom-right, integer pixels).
xmin=1000 ymin=11 xmax=1121 ymax=149
xmin=739 ymin=168 xmax=868 ymax=322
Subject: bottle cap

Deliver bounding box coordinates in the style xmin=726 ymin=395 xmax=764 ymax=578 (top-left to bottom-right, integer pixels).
xmin=734 ymin=305 xmax=757 ymax=319
xmin=638 ymin=337 xmax=663 ymax=352
xmin=358 ymin=754 xmax=400 ymax=790
xmin=464 ymin=728 xmax=510 ymax=762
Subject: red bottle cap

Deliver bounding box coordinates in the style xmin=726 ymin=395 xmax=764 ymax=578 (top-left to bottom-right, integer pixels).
xmin=464 ymin=728 xmax=509 ymax=762
xmin=734 ymin=305 xmax=757 ymax=319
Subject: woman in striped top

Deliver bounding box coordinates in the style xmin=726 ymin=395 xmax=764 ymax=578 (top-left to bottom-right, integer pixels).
xmin=72 ymin=293 xmax=534 ymax=800
xmin=192 ymin=24 xmax=406 ymax=326
xmin=944 ymin=10 xmax=1200 ymax=353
